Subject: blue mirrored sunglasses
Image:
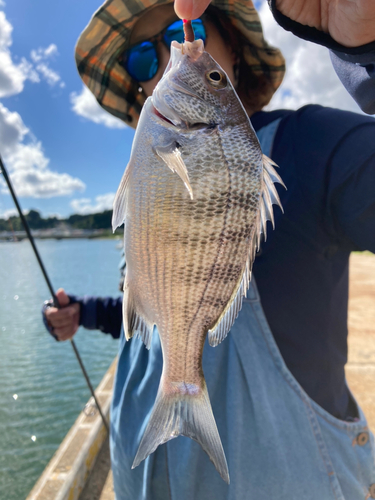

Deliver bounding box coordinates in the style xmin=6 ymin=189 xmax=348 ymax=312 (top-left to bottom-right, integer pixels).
xmin=121 ymin=19 xmax=206 ymax=82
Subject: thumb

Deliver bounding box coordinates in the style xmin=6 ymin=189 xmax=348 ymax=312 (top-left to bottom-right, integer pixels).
xmin=174 ymin=0 xmax=211 ymax=20
xmin=55 ymin=288 xmax=70 ymax=308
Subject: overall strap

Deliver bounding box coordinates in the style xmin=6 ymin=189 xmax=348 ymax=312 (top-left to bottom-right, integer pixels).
xmin=256 ymin=117 xmax=282 ymax=157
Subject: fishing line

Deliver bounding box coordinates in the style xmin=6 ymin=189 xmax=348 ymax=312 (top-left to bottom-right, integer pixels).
xmin=0 ymin=153 xmax=110 ymax=433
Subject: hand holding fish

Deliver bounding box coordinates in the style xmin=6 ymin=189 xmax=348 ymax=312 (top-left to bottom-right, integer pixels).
xmin=174 ymin=0 xmax=375 ymax=47
xmin=44 ymin=289 xmax=80 ymax=341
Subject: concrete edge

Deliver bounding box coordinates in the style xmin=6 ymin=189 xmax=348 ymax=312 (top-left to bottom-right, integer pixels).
xmin=26 ymin=358 xmax=117 ymax=500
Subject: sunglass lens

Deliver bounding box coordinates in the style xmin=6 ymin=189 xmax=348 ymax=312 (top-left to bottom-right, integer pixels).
xmin=164 ymin=20 xmax=185 ymax=45
xmin=164 ymin=19 xmax=206 ymax=46
xmin=191 ymin=19 xmax=206 ymax=42
xmin=125 ymin=41 xmax=158 ymax=82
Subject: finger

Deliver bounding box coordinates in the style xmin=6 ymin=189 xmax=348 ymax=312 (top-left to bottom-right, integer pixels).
xmin=48 ymin=316 xmax=76 ymax=329
xmin=56 ymin=288 xmax=70 ymax=308
xmin=54 ymin=325 xmax=78 ymax=341
xmin=174 ymin=0 xmax=211 ymax=20
xmin=45 ymin=305 xmax=77 ymax=323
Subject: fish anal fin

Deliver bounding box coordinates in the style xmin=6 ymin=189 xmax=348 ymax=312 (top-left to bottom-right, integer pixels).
xmin=122 ymin=283 xmax=153 ymax=349
xmin=155 ymin=143 xmax=193 ymax=199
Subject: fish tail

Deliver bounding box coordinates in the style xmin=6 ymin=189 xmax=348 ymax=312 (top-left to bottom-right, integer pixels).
xmin=132 ymin=378 xmax=230 ymax=483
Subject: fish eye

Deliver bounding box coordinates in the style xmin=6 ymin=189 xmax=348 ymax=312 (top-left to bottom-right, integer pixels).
xmin=205 ymin=70 xmax=227 ymax=89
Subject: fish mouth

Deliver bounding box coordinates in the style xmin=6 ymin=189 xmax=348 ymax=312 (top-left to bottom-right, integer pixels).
xmin=151 ymin=105 xmax=175 ymax=126
xmin=152 ymin=84 xmax=215 ymax=131
xmin=151 ymin=101 xmax=214 ymax=132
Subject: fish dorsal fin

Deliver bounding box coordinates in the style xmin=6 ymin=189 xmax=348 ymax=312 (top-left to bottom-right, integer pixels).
xmin=155 ymin=143 xmax=193 ymax=199
xmin=123 ymin=280 xmax=154 ymax=349
xmin=112 ymin=159 xmax=133 ymax=231
xmin=208 ymin=270 xmax=247 ymax=347
xmin=208 ymin=154 xmax=285 ymax=347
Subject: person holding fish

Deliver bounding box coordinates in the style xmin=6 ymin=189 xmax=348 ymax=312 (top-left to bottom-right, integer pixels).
xmin=44 ymin=0 xmax=375 ymax=498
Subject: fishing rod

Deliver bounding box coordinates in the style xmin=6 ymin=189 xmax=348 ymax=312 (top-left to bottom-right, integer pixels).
xmin=0 ymin=154 xmax=109 ymax=433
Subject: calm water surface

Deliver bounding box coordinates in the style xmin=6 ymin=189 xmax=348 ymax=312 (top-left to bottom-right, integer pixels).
xmin=0 ymin=238 xmax=122 ymax=500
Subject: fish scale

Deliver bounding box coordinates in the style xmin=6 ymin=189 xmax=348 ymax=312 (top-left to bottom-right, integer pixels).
xmin=112 ymin=38 xmax=285 ymax=483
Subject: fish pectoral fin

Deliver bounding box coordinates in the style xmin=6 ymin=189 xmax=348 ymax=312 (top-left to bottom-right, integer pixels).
xmin=132 ymin=378 xmax=229 ymax=484
xmin=155 ymin=143 xmax=193 ymax=199
xmin=123 ymin=282 xmax=153 ymax=349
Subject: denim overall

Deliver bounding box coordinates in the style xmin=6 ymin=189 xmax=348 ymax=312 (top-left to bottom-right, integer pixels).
xmin=110 ymin=120 xmax=375 ymax=500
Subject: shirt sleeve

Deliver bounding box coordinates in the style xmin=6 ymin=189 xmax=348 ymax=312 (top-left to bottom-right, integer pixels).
xmin=69 ymin=294 xmax=123 ymax=339
xmin=327 ymin=123 xmax=375 ymax=251
xmin=330 ymin=51 xmax=375 ymax=115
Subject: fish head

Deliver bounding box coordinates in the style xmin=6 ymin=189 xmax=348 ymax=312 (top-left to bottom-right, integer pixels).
xmin=152 ymin=40 xmax=245 ymax=131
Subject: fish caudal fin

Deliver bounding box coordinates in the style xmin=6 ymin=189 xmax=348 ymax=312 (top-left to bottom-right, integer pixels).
xmin=132 ymin=379 xmax=230 ymax=483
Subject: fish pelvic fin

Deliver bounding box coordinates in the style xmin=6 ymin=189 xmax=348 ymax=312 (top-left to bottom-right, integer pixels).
xmin=132 ymin=378 xmax=230 ymax=484
xmin=112 ymin=160 xmax=132 ymax=231
xmin=123 ymin=281 xmax=154 ymax=349
xmin=209 ymin=154 xmax=285 ymax=348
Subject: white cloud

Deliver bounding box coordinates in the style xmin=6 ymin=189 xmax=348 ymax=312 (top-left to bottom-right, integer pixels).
xmin=30 ymin=44 xmax=64 ymax=87
xmin=0 ymin=11 xmax=31 ymax=97
xmin=0 ymin=103 xmax=86 ymax=198
xmin=70 ymin=192 xmax=115 ymax=214
xmin=30 ymin=44 xmax=58 ymax=63
xmin=35 ymin=63 xmax=61 ymax=86
xmin=0 ymin=1 xmax=6 ymax=8
xmin=70 ymin=86 xmax=127 ymax=129
xmin=258 ymin=1 xmax=361 ymax=113
xmin=0 ymin=13 xmax=63 ymax=96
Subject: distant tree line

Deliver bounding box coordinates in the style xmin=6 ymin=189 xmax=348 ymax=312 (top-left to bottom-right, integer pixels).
xmin=0 ymin=209 xmax=113 ymax=231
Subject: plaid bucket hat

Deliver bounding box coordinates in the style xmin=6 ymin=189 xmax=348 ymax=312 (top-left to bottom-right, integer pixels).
xmin=75 ymin=0 xmax=285 ymax=129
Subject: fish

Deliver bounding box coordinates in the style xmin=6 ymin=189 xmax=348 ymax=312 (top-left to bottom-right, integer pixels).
xmin=112 ymin=38 xmax=284 ymax=484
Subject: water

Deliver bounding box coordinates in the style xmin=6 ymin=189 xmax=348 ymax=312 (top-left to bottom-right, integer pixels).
xmin=0 ymin=238 xmax=122 ymax=500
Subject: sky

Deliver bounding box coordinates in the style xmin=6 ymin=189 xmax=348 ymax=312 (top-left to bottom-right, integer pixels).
xmin=0 ymin=0 xmax=366 ymax=219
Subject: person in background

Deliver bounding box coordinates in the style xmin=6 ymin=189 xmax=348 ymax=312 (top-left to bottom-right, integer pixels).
xmin=44 ymin=0 xmax=375 ymax=498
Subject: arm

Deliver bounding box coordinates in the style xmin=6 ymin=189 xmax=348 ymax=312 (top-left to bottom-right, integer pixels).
xmin=43 ymin=288 xmax=123 ymax=341
xmin=328 ymin=124 xmax=375 ymax=251
xmin=329 ymin=51 xmax=375 ymax=115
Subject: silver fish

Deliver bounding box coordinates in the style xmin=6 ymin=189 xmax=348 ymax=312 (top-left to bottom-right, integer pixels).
xmin=112 ymin=39 xmax=284 ymax=484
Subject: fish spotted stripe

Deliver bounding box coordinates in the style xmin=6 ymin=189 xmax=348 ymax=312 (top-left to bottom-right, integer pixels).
xmin=75 ymin=0 xmax=285 ymax=128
